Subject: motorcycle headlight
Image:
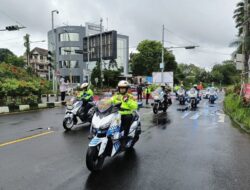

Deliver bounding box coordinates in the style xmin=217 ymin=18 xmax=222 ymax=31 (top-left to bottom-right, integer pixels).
xmin=100 ymin=122 xmax=111 ymax=130
xmin=154 ymin=95 xmax=159 ymax=99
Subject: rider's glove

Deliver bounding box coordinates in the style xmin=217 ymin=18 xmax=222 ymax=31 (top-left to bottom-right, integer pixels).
xmin=123 ymin=96 xmax=128 ymax=102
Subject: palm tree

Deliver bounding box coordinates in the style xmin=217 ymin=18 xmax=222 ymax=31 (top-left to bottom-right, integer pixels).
xmin=233 ymin=1 xmax=245 ymax=36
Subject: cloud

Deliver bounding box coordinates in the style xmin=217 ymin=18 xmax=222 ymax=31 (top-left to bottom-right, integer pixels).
xmin=0 ymin=0 xmax=239 ymax=68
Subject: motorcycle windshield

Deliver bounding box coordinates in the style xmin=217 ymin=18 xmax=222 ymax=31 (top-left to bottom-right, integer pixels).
xmin=189 ymin=89 xmax=197 ymax=97
xmin=152 ymin=88 xmax=163 ymax=99
xmin=210 ymin=89 xmax=216 ymax=95
xmin=97 ymin=98 xmax=112 ymax=113
xmin=67 ymin=97 xmax=77 ymax=106
xmin=178 ymin=89 xmax=185 ymax=95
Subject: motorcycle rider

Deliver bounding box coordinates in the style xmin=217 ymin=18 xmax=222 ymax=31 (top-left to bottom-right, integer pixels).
xmin=160 ymin=83 xmax=171 ymax=107
xmin=110 ymin=80 xmax=138 ymax=148
xmin=78 ymin=82 xmax=94 ymax=120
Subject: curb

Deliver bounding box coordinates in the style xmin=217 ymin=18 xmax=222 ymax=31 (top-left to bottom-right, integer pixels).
xmin=0 ymin=102 xmax=64 ymax=115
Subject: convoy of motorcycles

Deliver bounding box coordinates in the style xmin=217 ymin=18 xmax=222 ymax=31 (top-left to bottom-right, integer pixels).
xmin=62 ymin=84 xmax=219 ymax=172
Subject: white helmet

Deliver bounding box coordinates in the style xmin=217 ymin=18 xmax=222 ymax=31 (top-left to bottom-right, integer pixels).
xmin=160 ymin=83 xmax=166 ymax=87
xmin=80 ymin=82 xmax=89 ymax=89
xmin=118 ymin=80 xmax=130 ymax=88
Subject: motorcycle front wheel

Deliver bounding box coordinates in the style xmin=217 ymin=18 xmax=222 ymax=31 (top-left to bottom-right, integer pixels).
xmin=86 ymin=146 xmax=105 ymax=172
xmin=63 ymin=117 xmax=74 ymax=131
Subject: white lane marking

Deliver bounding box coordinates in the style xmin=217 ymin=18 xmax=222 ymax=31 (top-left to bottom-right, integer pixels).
xmin=190 ymin=113 xmax=200 ymax=120
xmin=216 ymin=113 xmax=225 ymax=123
xmin=181 ymin=111 xmax=191 ymax=119
xmin=205 ymin=125 xmax=219 ymax=130
xmin=143 ymin=111 xmax=153 ymax=115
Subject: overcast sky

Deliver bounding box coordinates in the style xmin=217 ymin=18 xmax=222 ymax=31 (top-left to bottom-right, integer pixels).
xmin=0 ymin=0 xmax=239 ymax=70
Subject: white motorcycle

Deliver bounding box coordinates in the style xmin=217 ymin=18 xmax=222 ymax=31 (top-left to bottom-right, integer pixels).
xmin=151 ymin=87 xmax=168 ymax=114
xmin=63 ymin=97 xmax=95 ymax=131
xmin=86 ymin=98 xmax=141 ymax=172
xmin=208 ymin=88 xmax=218 ymax=104
xmin=177 ymin=88 xmax=186 ymax=105
xmin=187 ymin=88 xmax=199 ymax=109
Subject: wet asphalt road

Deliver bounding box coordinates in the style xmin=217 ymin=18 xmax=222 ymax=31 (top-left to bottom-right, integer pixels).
xmin=1 ymin=93 xmax=250 ymax=190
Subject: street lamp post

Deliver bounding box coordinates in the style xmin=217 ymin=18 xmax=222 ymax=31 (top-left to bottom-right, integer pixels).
xmin=51 ymin=10 xmax=59 ymax=100
xmin=100 ymin=18 xmax=103 ymax=88
xmin=161 ymin=25 xmax=165 ymax=83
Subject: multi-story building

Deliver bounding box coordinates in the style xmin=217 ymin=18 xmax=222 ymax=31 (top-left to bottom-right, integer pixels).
xmin=48 ymin=24 xmax=129 ymax=84
xmin=29 ymin=47 xmax=49 ymax=78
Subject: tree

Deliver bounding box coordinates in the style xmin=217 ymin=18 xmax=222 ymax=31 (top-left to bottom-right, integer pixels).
xmin=24 ymin=34 xmax=30 ymax=66
xmin=233 ymin=0 xmax=250 ymax=80
xmin=0 ymin=48 xmax=25 ymax=67
xmin=0 ymin=49 xmax=14 ymax=62
xmin=103 ymin=69 xmax=122 ymax=87
xmin=107 ymin=58 xmax=118 ymax=69
xmin=233 ymin=1 xmax=245 ymax=36
xmin=131 ymin=40 xmax=177 ymax=76
xmin=91 ymin=61 xmax=101 ymax=87
xmin=211 ymin=60 xmax=240 ymax=85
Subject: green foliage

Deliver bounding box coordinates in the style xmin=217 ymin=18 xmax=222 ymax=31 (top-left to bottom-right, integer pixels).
xmin=224 ymin=93 xmax=250 ymax=130
xmin=0 ymin=48 xmax=14 ymax=62
xmin=103 ymin=69 xmax=122 ymax=87
xmin=131 ymin=40 xmax=177 ymax=76
xmin=0 ymin=48 xmax=26 ymax=67
xmin=211 ymin=60 xmax=240 ymax=85
xmin=91 ymin=61 xmax=122 ymax=87
xmin=0 ymin=63 xmax=50 ymax=99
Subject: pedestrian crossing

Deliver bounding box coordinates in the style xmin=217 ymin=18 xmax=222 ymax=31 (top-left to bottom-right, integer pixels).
xmin=180 ymin=110 xmax=225 ymax=123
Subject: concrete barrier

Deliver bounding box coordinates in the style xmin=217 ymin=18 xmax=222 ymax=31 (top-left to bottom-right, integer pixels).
xmin=54 ymin=102 xmax=62 ymax=107
xmin=0 ymin=106 xmax=10 ymax=113
xmin=19 ymin=105 xmax=30 ymax=111
xmin=38 ymin=103 xmax=47 ymax=109
xmin=47 ymin=102 xmax=55 ymax=108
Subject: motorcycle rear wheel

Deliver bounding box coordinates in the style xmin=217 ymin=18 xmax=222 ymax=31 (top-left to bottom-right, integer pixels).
xmin=153 ymin=104 xmax=158 ymax=114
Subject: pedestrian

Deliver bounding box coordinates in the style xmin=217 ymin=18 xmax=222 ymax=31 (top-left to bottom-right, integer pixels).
xmin=137 ymin=83 xmax=143 ymax=102
xmin=59 ymin=77 xmax=68 ymax=104
xmin=197 ymin=82 xmax=204 ymax=91
xmin=144 ymin=84 xmax=151 ymax=105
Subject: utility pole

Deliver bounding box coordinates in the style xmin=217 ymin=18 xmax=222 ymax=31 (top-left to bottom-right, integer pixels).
xmin=24 ymin=34 xmax=30 ymax=66
xmin=161 ymin=25 xmax=165 ymax=83
xmin=243 ymin=0 xmax=249 ymax=82
xmin=100 ymin=18 xmax=103 ymax=88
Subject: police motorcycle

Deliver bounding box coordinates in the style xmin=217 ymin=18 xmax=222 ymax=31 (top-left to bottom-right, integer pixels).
xmin=177 ymin=88 xmax=186 ymax=105
xmin=203 ymin=88 xmax=211 ymax=99
xmin=187 ymin=88 xmax=200 ymax=109
xmin=151 ymin=87 xmax=168 ymax=114
xmin=63 ymin=96 xmax=96 ymax=131
xmin=86 ymin=98 xmax=141 ymax=172
xmin=208 ymin=87 xmax=218 ymax=104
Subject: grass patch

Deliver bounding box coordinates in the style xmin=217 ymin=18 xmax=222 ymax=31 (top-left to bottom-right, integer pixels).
xmin=224 ymin=93 xmax=250 ymax=130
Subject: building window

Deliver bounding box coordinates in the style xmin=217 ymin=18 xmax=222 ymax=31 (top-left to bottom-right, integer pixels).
xmin=59 ymin=60 xmax=79 ymax=68
xmin=40 ymin=55 xmax=43 ymax=60
xmin=59 ymin=33 xmax=79 ymax=42
xmin=59 ymin=47 xmax=80 ymax=55
xmin=64 ymin=75 xmax=80 ymax=83
xmin=39 ymin=65 xmax=44 ymax=70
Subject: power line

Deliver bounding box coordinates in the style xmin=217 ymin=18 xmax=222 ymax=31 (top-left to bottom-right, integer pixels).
xmin=194 ymin=49 xmax=231 ymax=55
xmin=0 ymin=37 xmax=21 ymax=42
xmin=164 ymin=27 xmax=198 ymax=46
xmin=0 ymin=8 xmax=25 ymax=27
